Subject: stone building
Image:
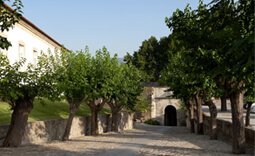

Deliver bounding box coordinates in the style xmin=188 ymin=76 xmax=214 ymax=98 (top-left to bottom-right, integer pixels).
xmin=0 ymin=4 xmax=65 ymax=71
xmin=139 ymin=82 xmax=186 ymax=126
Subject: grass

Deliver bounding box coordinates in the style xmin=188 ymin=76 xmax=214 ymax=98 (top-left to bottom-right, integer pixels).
xmin=0 ymin=98 xmax=111 ymax=125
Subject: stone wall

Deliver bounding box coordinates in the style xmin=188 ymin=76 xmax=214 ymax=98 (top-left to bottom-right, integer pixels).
xmin=152 ymin=87 xmax=185 ymax=126
xmin=141 ymin=82 xmax=186 ymax=126
xmin=0 ymin=112 xmax=135 ymax=145
xmin=203 ymin=114 xmax=255 ymax=148
xmin=154 ymin=98 xmax=185 ymax=126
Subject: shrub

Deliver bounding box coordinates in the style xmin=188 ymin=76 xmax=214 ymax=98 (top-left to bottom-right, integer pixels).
xmin=181 ymin=121 xmax=186 ymax=126
xmin=144 ymin=119 xmax=160 ymax=125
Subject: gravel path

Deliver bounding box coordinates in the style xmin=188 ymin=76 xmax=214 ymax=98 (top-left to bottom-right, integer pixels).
xmin=97 ymin=124 xmax=171 ymax=156
xmin=0 ymin=123 xmax=254 ymax=156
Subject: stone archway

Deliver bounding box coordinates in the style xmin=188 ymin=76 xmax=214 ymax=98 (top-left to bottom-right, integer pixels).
xmin=164 ymin=105 xmax=177 ymax=126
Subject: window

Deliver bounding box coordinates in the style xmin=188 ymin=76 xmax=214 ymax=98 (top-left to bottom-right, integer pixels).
xmin=33 ymin=49 xmax=38 ymax=67
xmin=19 ymin=44 xmax=25 ymax=60
xmin=19 ymin=44 xmax=25 ymax=71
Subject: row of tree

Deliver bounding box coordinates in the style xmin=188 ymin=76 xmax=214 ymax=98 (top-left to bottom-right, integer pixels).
xmin=0 ymin=46 xmax=144 ymax=147
xmin=125 ymin=0 xmax=254 ymax=154
xmin=163 ymin=0 xmax=254 ymax=153
xmin=0 ymin=0 xmax=146 ymax=147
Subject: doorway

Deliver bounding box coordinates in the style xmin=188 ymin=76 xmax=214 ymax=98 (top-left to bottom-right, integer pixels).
xmin=164 ymin=105 xmax=177 ymax=126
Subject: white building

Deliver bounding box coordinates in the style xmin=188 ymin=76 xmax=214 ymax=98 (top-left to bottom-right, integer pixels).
xmin=0 ymin=4 xmax=66 ymax=71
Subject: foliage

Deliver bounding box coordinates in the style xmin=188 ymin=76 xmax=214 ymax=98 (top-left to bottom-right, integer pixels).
xmin=165 ymin=0 xmax=254 ymax=96
xmin=0 ymin=0 xmax=23 ymax=49
xmin=0 ymin=47 xmax=70 ymax=146
xmin=106 ymin=57 xmax=144 ymax=131
xmin=84 ymin=47 xmax=117 ymax=103
xmin=0 ymin=49 xmax=62 ymax=107
xmin=58 ymin=47 xmax=91 ymax=104
xmin=134 ymin=94 xmax=151 ymax=113
xmin=163 ymin=0 xmax=254 ymax=153
xmin=144 ymin=119 xmax=160 ymax=125
xmin=132 ymin=87 xmax=151 ymax=113
xmin=176 ymin=100 xmax=189 ymax=111
xmin=109 ymin=63 xmax=144 ymax=111
xmin=124 ymin=36 xmax=173 ymax=82
xmin=180 ymin=121 xmax=186 ymax=126
xmin=162 ymin=0 xmax=254 ymax=103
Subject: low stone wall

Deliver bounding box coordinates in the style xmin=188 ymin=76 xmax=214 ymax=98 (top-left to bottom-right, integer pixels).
xmin=203 ymin=114 xmax=255 ymax=148
xmin=0 ymin=112 xmax=135 ymax=145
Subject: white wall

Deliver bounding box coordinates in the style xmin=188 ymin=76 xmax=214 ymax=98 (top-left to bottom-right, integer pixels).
xmin=154 ymin=87 xmax=172 ymax=98
xmin=2 ymin=23 xmax=57 ymax=70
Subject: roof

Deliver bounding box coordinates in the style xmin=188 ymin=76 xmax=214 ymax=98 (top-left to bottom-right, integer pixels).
xmin=3 ymin=3 xmax=69 ymax=51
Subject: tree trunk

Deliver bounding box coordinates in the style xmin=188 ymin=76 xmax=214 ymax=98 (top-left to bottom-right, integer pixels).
xmin=3 ymin=96 xmax=33 ymax=147
xmin=89 ymin=98 xmax=108 ymax=135
xmin=215 ymin=77 xmax=246 ymax=154
xmin=205 ymin=99 xmax=217 ymax=140
xmin=62 ymin=110 xmax=76 ymax=141
xmin=229 ymin=92 xmax=246 ymax=154
xmin=220 ymin=97 xmax=227 ymax=111
xmin=195 ymin=94 xmax=203 ymax=135
xmin=62 ymin=99 xmax=83 ymax=141
xmin=188 ymin=101 xmax=195 ymax=133
xmin=111 ymin=111 xmax=118 ymax=131
xmin=91 ymin=108 xmax=99 ymax=135
xmin=108 ymin=101 xmax=123 ymax=132
xmin=245 ymin=102 xmax=252 ymax=127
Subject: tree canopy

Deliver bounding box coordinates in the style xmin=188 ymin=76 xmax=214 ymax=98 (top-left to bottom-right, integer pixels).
xmin=0 ymin=49 xmax=63 ymax=147
xmin=124 ymin=36 xmax=173 ymax=82
xmin=162 ymin=0 xmax=254 ymax=154
xmin=0 ymin=0 xmax=23 ymax=49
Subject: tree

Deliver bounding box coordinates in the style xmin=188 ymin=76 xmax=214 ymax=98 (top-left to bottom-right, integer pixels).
xmin=84 ymin=47 xmax=116 ymax=135
xmin=0 ymin=0 xmax=23 ymax=49
xmin=161 ymin=47 xmax=219 ymax=138
xmin=197 ymin=1 xmax=253 ymax=153
xmin=0 ymin=49 xmax=63 ymax=147
xmin=244 ymin=77 xmax=255 ymax=127
xmin=107 ymin=63 xmax=143 ymax=131
xmin=165 ymin=0 xmax=254 ymax=153
xmin=124 ymin=36 xmax=158 ymax=82
xmin=124 ymin=36 xmax=172 ymax=82
xmin=160 ymin=64 xmax=195 ymax=133
xmin=220 ymin=96 xmax=227 ymax=111
xmin=61 ymin=48 xmax=91 ymax=141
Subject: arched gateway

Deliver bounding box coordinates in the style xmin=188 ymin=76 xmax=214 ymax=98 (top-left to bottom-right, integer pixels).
xmin=138 ymin=83 xmax=186 ymax=126
xmin=164 ymin=105 xmax=177 ymax=126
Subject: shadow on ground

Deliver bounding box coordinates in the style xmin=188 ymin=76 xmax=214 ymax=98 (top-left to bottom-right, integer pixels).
xmin=0 ymin=123 xmax=254 ymax=156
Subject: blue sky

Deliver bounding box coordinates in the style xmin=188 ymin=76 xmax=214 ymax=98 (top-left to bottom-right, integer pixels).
xmin=8 ymin=0 xmax=211 ymax=57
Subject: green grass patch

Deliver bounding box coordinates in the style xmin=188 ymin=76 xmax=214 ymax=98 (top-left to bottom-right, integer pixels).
xmin=0 ymin=98 xmax=111 ymax=125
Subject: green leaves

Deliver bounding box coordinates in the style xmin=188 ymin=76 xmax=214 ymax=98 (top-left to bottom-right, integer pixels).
xmin=162 ymin=0 xmax=254 ymax=102
xmin=0 ymin=47 xmax=69 ymax=108
xmin=0 ymin=0 xmax=23 ymax=49
xmin=124 ymin=35 xmax=174 ymax=82
xmin=60 ymin=49 xmax=90 ymax=103
xmin=111 ymin=63 xmax=143 ymax=111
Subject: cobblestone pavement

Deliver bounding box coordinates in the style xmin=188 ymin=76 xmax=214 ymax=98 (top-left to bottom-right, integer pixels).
xmin=135 ymin=124 xmax=254 ymax=156
xmin=0 ymin=123 xmax=254 ymax=156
